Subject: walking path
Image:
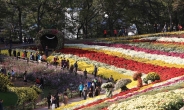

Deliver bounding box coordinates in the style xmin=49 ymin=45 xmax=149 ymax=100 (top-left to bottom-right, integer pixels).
xmin=34 ymin=70 xmax=107 ymax=110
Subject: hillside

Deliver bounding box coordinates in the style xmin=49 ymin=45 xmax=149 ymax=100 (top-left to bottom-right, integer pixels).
xmin=54 ymin=31 xmax=184 ymax=110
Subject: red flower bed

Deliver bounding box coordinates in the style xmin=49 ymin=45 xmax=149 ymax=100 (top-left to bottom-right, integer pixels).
xmin=58 ymin=48 xmax=184 ymax=81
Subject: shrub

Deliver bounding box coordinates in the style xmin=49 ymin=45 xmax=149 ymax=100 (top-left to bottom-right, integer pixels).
xmin=0 ymin=74 xmax=13 ymax=92
xmin=162 ymin=96 xmax=184 ymax=110
xmin=30 ymin=85 xmax=42 ymax=94
xmin=143 ymin=72 xmax=160 ymax=84
xmin=8 ymin=86 xmax=39 ymax=105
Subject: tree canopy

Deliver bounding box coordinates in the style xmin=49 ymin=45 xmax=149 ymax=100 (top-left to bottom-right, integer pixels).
xmin=0 ymin=0 xmax=184 ymax=41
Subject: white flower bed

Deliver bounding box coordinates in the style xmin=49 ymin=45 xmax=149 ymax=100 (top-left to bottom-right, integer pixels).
xmin=157 ymin=37 xmax=184 ymax=42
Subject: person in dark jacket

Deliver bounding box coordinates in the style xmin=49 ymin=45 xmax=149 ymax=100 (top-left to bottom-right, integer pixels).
xmin=55 ymin=92 xmax=59 ymax=108
xmin=47 ymin=93 xmax=51 ymax=109
xmin=0 ymin=99 xmax=3 ymax=110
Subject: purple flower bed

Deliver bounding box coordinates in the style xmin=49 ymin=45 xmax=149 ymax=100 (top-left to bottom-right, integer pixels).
xmin=27 ymin=70 xmax=86 ymax=93
xmin=1 ymin=57 xmax=86 ymax=93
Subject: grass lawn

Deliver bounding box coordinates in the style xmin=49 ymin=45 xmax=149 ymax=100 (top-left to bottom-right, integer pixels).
xmin=0 ymin=92 xmax=18 ymax=107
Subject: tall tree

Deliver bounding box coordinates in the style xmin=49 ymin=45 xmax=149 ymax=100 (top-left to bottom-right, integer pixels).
xmin=98 ymin=0 xmax=129 ymax=36
xmin=5 ymin=0 xmax=30 ymax=43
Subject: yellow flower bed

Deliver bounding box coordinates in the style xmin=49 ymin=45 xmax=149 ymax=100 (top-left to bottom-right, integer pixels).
xmin=1 ymin=50 xmax=8 ymax=55
xmin=1 ymin=49 xmax=33 ymax=58
xmin=47 ymin=55 xmax=136 ymax=88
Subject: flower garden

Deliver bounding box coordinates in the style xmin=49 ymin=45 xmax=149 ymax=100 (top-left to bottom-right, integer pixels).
xmin=2 ymin=31 xmax=184 ymax=109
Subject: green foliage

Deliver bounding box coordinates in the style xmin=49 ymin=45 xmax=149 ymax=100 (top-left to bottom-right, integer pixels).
xmin=0 ymin=92 xmax=18 ymax=107
xmin=0 ymin=74 xmax=13 ymax=92
xmin=162 ymin=96 xmax=184 ymax=110
xmin=143 ymin=72 xmax=160 ymax=84
xmin=30 ymin=85 xmax=42 ymax=94
xmin=8 ymin=86 xmax=39 ymax=105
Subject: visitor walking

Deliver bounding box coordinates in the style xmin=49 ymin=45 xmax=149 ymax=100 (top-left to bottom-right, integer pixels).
xmin=66 ymin=59 xmax=70 ymax=70
xmin=108 ymin=75 xmax=114 ymax=83
xmin=13 ymin=49 xmax=16 ymax=58
xmin=35 ymin=77 xmax=41 ymax=88
xmin=54 ymin=92 xmax=59 ymax=108
xmin=47 ymin=93 xmax=51 ymax=109
xmin=94 ymin=86 xmax=100 ymax=96
xmin=23 ymin=71 xmax=27 ymax=85
xmin=153 ymin=23 xmax=157 ymax=33
xmin=23 ymin=49 xmax=27 ymax=59
xmin=69 ymin=64 xmax=74 ymax=74
xmin=163 ymin=22 xmax=167 ymax=32
xmin=78 ymin=82 xmax=84 ymax=97
xmin=62 ymin=58 xmax=67 ymax=70
xmin=0 ymin=99 xmax=3 ymax=110
xmin=88 ymin=86 xmax=93 ymax=98
xmin=73 ymin=61 xmax=78 ymax=75
xmin=83 ymin=69 xmax=87 ymax=79
xmin=53 ymin=56 xmax=58 ymax=68
xmin=51 ymin=95 xmax=56 ymax=109
xmin=63 ymin=89 xmax=68 ymax=105
xmin=30 ymin=52 xmax=34 ymax=61
xmin=178 ymin=24 xmax=182 ymax=31
xmin=83 ymin=85 xmax=88 ymax=100
xmin=113 ymin=29 xmax=117 ymax=37
xmin=11 ymin=70 xmax=15 ymax=81
xmin=103 ymin=29 xmax=107 ymax=37
xmin=8 ymin=48 xmax=12 ymax=56
xmin=93 ymin=65 xmax=98 ymax=77
xmin=45 ymin=46 xmax=49 ymax=57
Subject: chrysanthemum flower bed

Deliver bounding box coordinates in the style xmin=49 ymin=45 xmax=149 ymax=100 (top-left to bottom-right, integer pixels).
xmin=2 ymin=31 xmax=184 ymax=110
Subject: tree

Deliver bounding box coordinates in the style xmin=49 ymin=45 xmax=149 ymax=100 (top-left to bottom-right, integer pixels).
xmin=4 ymin=0 xmax=30 ymax=43
xmin=97 ymin=0 xmax=129 ymax=36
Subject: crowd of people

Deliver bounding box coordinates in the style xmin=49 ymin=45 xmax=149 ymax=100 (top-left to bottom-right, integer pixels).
xmin=103 ymin=28 xmax=128 ymax=37
xmin=0 ymin=67 xmax=17 ymax=82
xmin=47 ymin=92 xmax=61 ymax=109
xmin=78 ymin=77 xmax=102 ymax=100
xmin=153 ymin=22 xmax=183 ymax=33
xmin=1 ymin=45 xmax=116 ymax=110
xmin=103 ymin=22 xmax=183 ymax=38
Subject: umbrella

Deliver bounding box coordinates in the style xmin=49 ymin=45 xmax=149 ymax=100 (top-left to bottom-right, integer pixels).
xmin=115 ymin=78 xmax=132 ymax=90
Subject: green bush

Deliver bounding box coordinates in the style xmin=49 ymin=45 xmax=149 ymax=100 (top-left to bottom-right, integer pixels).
xmin=8 ymin=86 xmax=40 ymax=105
xmin=162 ymin=97 xmax=184 ymax=110
xmin=143 ymin=72 xmax=160 ymax=84
xmin=0 ymin=74 xmax=13 ymax=92
xmin=30 ymin=85 xmax=42 ymax=94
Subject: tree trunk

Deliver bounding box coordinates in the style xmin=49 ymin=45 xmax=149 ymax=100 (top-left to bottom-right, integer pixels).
xmin=18 ymin=7 xmax=22 ymax=43
xmin=37 ymin=5 xmax=41 ymax=32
